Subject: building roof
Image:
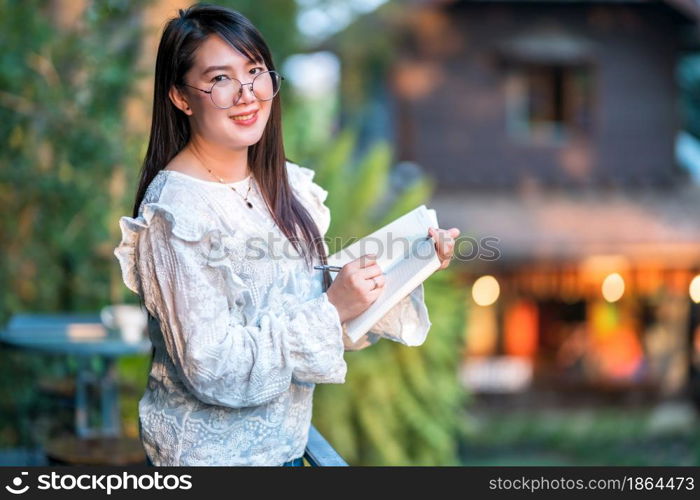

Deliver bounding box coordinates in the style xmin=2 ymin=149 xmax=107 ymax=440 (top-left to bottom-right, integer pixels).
xmin=428 ymin=0 xmax=700 ymax=23
xmin=313 ymin=0 xmax=700 ymax=53
xmin=431 ymin=185 xmax=700 ymax=267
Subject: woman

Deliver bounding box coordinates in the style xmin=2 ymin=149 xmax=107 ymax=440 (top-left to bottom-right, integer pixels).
xmin=114 ymin=3 xmax=459 ymax=466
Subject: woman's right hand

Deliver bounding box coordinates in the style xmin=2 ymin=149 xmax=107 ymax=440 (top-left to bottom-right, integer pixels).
xmin=326 ymin=254 xmax=385 ymax=324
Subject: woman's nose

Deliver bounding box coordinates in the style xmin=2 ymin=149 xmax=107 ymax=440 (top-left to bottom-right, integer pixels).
xmin=236 ymin=83 xmax=257 ymax=105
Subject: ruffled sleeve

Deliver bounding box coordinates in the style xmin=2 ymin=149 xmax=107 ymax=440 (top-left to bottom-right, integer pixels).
xmin=286 ymin=160 xmax=331 ymax=236
xmin=114 ymin=201 xmax=210 ymax=296
xmin=365 ymin=284 xmax=431 ymax=347
xmin=113 ymin=201 xmax=347 ymax=408
xmin=340 ymin=284 xmax=431 ymax=351
xmin=285 ymin=160 xmax=432 ymax=351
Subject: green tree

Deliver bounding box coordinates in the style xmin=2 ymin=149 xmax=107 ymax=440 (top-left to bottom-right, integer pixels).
xmin=0 ymin=0 xmax=147 ymax=446
xmin=214 ymin=0 xmax=303 ymax=65
xmin=0 ymin=0 xmax=146 ymax=322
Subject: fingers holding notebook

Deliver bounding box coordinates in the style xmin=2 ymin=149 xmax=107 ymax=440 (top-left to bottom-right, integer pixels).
xmin=356 ymin=253 xmax=385 ymax=293
xmin=326 ymin=253 xmax=385 ymax=323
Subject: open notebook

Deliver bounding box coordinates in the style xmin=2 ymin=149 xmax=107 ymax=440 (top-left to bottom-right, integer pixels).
xmin=326 ymin=204 xmax=441 ymax=343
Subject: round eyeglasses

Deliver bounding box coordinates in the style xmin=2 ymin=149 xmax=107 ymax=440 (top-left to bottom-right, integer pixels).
xmin=183 ymin=70 xmax=284 ymax=109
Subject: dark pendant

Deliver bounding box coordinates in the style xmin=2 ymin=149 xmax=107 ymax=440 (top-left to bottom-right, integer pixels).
xmin=246 ymin=201 xmax=253 ymax=209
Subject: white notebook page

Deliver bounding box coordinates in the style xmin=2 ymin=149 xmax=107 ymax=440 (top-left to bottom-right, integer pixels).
xmin=326 ymin=205 xmax=440 ymax=342
xmin=343 ymin=236 xmax=440 ymax=341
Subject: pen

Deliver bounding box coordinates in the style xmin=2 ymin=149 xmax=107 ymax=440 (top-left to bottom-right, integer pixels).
xmin=314 ymin=265 xmax=343 ymax=272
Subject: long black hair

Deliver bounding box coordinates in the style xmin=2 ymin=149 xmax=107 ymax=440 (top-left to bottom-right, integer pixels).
xmin=132 ymin=3 xmax=331 ymax=289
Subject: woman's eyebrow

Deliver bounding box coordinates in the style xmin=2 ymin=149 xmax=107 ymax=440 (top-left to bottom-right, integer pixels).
xmin=202 ymin=61 xmax=261 ymax=75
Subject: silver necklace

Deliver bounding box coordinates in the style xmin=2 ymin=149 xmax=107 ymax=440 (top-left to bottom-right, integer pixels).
xmin=203 ymin=166 xmax=254 ymax=209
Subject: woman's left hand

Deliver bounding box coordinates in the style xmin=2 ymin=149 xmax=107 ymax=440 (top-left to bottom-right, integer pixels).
xmin=428 ymin=226 xmax=460 ymax=270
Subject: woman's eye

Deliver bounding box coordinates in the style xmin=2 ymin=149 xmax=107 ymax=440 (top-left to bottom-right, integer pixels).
xmin=211 ymin=69 xmax=265 ymax=82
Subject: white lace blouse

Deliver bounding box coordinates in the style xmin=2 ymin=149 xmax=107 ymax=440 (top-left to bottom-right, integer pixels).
xmin=113 ymin=160 xmax=432 ymax=466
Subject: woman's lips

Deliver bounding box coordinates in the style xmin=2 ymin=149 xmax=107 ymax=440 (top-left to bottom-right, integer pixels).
xmin=230 ymin=110 xmax=258 ymax=126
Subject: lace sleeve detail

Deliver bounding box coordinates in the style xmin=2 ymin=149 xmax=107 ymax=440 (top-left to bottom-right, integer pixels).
xmin=113 ymin=200 xmax=208 ymax=296
xmin=342 ymin=327 xmax=382 ymax=351
xmin=113 ymin=202 xmax=347 ymax=408
xmin=343 ymin=283 xmax=432 ymax=351
xmin=367 ymin=283 xmax=431 ymax=347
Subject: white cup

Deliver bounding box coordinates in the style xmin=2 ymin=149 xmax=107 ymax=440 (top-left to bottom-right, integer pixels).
xmin=100 ymin=304 xmax=147 ymax=343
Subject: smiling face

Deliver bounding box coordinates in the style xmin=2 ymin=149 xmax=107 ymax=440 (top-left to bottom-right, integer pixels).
xmin=171 ymin=34 xmax=273 ymax=150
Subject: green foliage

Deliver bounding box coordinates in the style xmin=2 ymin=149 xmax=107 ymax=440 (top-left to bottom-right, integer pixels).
xmin=0 ymin=351 xmax=70 ymax=447
xmin=286 ymin=127 xmax=470 ymax=465
xmin=211 ymin=0 xmax=303 ymax=67
xmin=0 ymin=0 xmax=147 ymax=446
xmin=0 ymin=0 xmax=145 ymax=322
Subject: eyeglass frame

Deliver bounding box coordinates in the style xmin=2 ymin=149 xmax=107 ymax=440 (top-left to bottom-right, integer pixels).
xmin=181 ymin=70 xmax=285 ymax=109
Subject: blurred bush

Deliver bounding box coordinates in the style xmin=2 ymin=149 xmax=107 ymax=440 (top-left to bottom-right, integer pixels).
xmin=0 ymin=0 xmax=148 ymax=447
xmin=0 ymin=0 xmax=145 ymax=323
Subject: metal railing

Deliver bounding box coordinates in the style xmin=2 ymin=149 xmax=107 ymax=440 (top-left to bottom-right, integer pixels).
xmin=303 ymin=425 xmax=348 ymax=466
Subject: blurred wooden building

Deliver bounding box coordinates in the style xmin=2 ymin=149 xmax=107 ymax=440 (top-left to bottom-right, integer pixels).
xmin=318 ymin=0 xmax=700 ymax=401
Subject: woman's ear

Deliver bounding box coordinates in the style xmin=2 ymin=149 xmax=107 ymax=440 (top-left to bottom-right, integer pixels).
xmin=169 ymin=85 xmax=192 ymax=115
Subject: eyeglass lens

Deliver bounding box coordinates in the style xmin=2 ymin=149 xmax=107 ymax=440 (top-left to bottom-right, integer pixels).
xmin=210 ymin=71 xmax=281 ymax=109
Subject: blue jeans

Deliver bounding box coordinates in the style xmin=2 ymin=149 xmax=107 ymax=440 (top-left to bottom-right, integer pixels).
xmin=281 ymin=456 xmax=304 ymax=467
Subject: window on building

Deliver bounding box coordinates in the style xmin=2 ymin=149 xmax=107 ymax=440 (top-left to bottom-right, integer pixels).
xmin=505 ymin=63 xmax=594 ymax=144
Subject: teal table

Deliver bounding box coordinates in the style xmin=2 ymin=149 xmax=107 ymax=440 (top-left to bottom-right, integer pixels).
xmin=0 ymin=313 xmax=151 ymax=438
